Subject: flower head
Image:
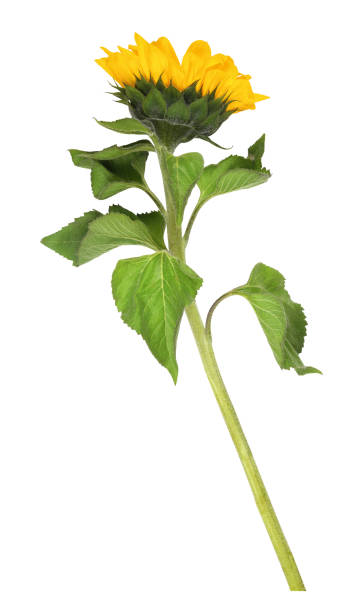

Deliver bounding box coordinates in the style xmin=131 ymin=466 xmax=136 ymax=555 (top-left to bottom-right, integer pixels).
xmin=96 ymin=34 xmax=268 ymax=150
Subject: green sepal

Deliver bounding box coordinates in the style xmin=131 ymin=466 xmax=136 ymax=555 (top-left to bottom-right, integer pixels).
xmin=114 ymin=77 xmax=234 ymax=151
xmin=161 ymin=84 xmax=182 ymax=106
xmin=142 ymin=88 xmax=167 ymax=119
xmin=112 ymin=252 xmax=203 ymax=382
xmin=233 ymin=263 xmax=321 ymax=375
xmin=124 ymin=85 xmax=145 ymax=107
xmin=189 ymin=98 xmax=208 ymax=123
xmin=166 ymin=99 xmax=191 ymax=123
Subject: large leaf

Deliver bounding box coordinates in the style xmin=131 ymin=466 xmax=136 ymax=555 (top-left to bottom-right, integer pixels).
xmin=95 ymin=118 xmax=153 ymax=136
xmin=166 ymin=152 xmax=204 ymax=223
xmin=112 ymin=252 xmax=203 ymax=381
xmin=197 ymin=135 xmax=270 ymax=206
xmin=69 ymin=141 xmax=155 ymax=201
xmin=41 ymin=207 xmax=166 ymax=266
xmin=233 ymin=263 xmax=321 ymax=375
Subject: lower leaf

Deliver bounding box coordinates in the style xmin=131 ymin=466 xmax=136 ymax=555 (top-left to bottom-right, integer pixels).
xmin=112 ymin=252 xmax=203 ymax=382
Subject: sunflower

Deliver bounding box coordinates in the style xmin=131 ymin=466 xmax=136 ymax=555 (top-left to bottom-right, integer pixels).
xmin=96 ymin=34 xmax=268 ymax=150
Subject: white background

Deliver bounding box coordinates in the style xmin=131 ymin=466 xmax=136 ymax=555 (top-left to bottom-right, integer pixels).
xmin=1 ymin=0 xmax=358 ymax=609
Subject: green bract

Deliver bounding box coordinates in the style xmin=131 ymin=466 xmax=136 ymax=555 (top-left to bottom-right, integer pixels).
xmin=111 ymin=77 xmax=233 ymax=151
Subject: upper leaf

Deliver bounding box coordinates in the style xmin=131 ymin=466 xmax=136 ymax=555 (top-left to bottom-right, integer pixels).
xmin=69 ymin=141 xmax=154 ymax=200
xmin=41 ymin=206 xmax=166 ymax=266
xmin=112 ymin=252 xmax=203 ymax=382
xmin=197 ymin=134 xmax=270 ymax=206
xmin=95 ymin=117 xmax=153 ymax=136
xmin=233 ymin=263 xmax=321 ymax=375
xmin=166 ymin=152 xmax=204 ymax=223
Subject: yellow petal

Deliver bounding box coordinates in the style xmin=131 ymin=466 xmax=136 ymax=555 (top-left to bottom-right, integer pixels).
xmin=181 ymin=40 xmax=212 ymax=84
xmin=95 ymin=35 xmax=268 ymax=114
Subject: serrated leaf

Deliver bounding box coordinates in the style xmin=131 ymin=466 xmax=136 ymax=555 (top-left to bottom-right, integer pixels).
xmin=109 ymin=205 xmax=166 ymax=249
xmin=69 ymin=140 xmax=154 ymax=168
xmin=69 ymin=141 xmax=159 ymax=201
xmin=41 ymin=206 xmax=165 ymax=266
xmin=95 ymin=117 xmax=152 ymax=135
xmin=248 ymin=134 xmax=265 ymax=167
xmin=77 ymin=212 xmax=165 ymax=265
xmin=233 ymin=263 xmax=321 ymax=375
xmin=41 ymin=210 xmax=101 ymax=262
xmin=166 ymin=152 xmax=204 ymax=223
xmin=112 ymin=252 xmax=203 ymax=381
xmin=197 ymin=155 xmax=270 ymax=206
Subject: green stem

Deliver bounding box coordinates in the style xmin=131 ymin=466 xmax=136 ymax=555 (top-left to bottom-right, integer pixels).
xmin=154 ymin=139 xmax=306 ymax=591
xmin=183 ymin=200 xmax=203 ymax=245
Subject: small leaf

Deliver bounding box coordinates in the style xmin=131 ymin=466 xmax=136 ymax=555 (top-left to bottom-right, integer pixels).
xmin=196 ymin=134 xmax=270 ymax=205
xmin=69 ymin=143 xmax=156 ymax=201
xmin=112 ymin=252 xmax=203 ymax=381
xmin=95 ymin=117 xmax=152 ymax=135
xmin=69 ymin=140 xmax=154 ymax=168
xmin=142 ymin=88 xmax=167 ymax=118
xmin=197 ymin=155 xmax=270 ymax=206
xmin=233 ymin=263 xmax=321 ymax=375
xmin=166 ymin=152 xmax=204 ymax=223
xmin=41 ymin=211 xmax=101 ymax=262
xmin=248 ymin=134 xmax=265 ymax=168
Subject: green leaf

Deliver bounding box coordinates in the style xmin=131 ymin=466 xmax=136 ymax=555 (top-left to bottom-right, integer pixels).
xmin=248 ymin=134 xmax=265 ymax=168
xmin=233 ymin=263 xmax=321 ymax=375
xmin=112 ymin=252 xmax=203 ymax=381
xmin=41 ymin=210 xmax=101 ymax=262
xmin=95 ymin=117 xmax=152 ymax=135
xmin=197 ymin=154 xmax=270 ymax=206
xmin=41 ymin=206 xmax=166 ymax=266
xmin=109 ymin=206 xmax=166 ymax=250
xmin=77 ymin=212 xmax=165 ymax=265
xmin=69 ymin=142 xmax=155 ymax=201
xmin=166 ymin=152 xmax=204 ymax=223
xmin=69 ymin=140 xmax=154 ymax=168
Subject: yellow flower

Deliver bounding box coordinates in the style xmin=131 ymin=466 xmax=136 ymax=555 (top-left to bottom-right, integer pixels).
xmin=96 ymin=33 xmax=267 ymax=113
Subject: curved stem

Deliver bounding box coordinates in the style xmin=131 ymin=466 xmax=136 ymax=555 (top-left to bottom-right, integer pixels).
xmin=205 ymin=289 xmax=235 ymax=341
xmin=153 ymin=138 xmax=306 ymax=591
xmin=185 ymin=301 xmax=305 ymax=591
